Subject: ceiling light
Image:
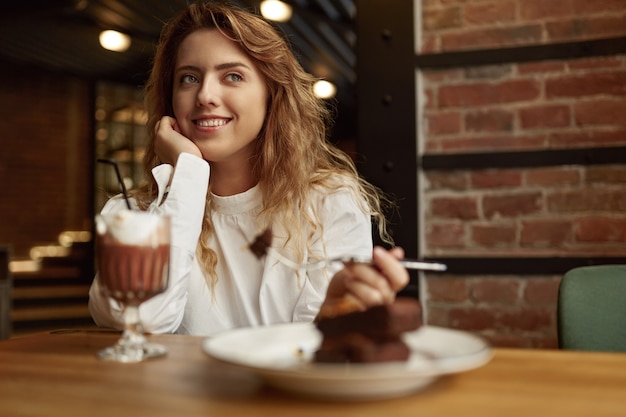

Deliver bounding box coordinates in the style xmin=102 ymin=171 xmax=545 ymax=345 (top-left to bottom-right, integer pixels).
xmin=313 ymin=80 xmax=336 ymax=99
xmin=260 ymin=0 xmax=293 ymax=22
xmin=99 ymin=30 xmax=131 ymax=52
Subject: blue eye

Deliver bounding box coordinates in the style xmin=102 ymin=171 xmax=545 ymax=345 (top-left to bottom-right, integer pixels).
xmin=181 ymin=74 xmax=199 ymax=84
xmin=225 ymin=73 xmax=243 ymax=82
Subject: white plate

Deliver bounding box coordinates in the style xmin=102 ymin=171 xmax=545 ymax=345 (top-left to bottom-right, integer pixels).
xmin=202 ymin=323 xmax=492 ymax=401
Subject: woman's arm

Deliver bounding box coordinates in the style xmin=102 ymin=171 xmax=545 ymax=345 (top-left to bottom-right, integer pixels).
xmin=88 ymin=152 xmax=209 ymax=333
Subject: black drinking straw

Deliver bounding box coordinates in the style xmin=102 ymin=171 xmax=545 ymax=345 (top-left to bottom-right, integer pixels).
xmin=97 ymin=158 xmax=132 ymax=210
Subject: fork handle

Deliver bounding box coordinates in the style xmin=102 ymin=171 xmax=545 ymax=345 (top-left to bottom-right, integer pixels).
xmin=398 ymin=259 xmax=447 ymax=271
xmin=341 ymin=256 xmax=447 ymax=272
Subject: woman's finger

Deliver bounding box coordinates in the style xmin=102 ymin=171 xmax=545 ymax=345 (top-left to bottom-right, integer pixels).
xmin=342 ymin=262 xmax=395 ymax=304
xmin=372 ymin=246 xmax=410 ymax=292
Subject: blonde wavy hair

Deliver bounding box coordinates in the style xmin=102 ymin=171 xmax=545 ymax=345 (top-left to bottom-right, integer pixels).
xmin=131 ymin=1 xmax=393 ymax=285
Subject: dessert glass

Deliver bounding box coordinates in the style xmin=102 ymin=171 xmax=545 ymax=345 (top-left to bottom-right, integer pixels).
xmin=95 ymin=210 xmax=170 ymax=362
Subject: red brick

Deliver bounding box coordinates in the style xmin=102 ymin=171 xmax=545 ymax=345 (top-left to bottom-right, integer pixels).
xmin=546 ymin=71 xmax=626 ymax=98
xmin=471 ymin=223 xmax=517 ymax=247
xmin=422 ymin=0 xmax=441 ymax=8
xmin=448 ymin=307 xmax=497 ymax=331
xmin=465 ymin=109 xmax=514 ymax=133
xmin=520 ymin=104 xmax=571 ymax=129
xmin=471 ymin=170 xmax=522 ymax=188
xmin=568 ymin=55 xmax=623 ymax=70
xmin=574 ymin=98 xmax=626 ymax=126
xmin=526 ymin=167 xmax=581 ymax=187
xmin=533 ymin=335 xmax=559 ymax=349
xmin=424 ymin=171 xmax=469 ymax=191
xmin=426 ymin=111 xmax=462 ymax=135
xmin=424 ymin=305 xmax=450 ymax=327
xmin=463 ymin=1 xmax=516 ymax=25
xmin=0 ymin=66 xmax=92 ymax=258
xmin=586 ymin=166 xmax=626 ymax=183
xmin=422 ymin=68 xmax=464 ymax=83
xmin=549 ymin=128 xmax=626 ymax=148
xmin=482 ymin=333 xmax=532 ymax=348
xmin=524 ymin=277 xmax=561 ymax=306
xmin=441 ymin=24 xmax=543 ymax=51
xmin=573 ymin=0 xmax=626 ymax=15
xmin=518 ymin=61 xmax=567 ymax=74
xmin=429 ymin=196 xmax=479 ymax=220
xmin=423 ymin=6 xmax=462 ymax=31
xmin=465 ymin=64 xmax=513 ymax=80
xmin=425 ymin=222 xmax=467 ymax=248
xmin=424 ymin=141 xmax=443 ymax=153
xmin=439 ymin=134 xmax=547 ymax=153
xmin=470 ymin=278 xmax=520 ymax=303
xmin=423 ymin=87 xmax=436 ymax=109
xmin=425 ymin=277 xmax=469 ymax=302
xmin=483 ymin=192 xmax=543 ymax=219
xmin=547 ymin=15 xmax=626 ymax=41
xmin=520 ymin=220 xmax=572 ymax=247
xmin=575 ymin=217 xmax=626 ymax=242
xmin=547 ymin=188 xmax=626 ymax=212
xmin=500 ymin=307 xmax=553 ymax=332
xmin=520 ymin=0 xmax=575 ymax=20
xmin=439 ymin=79 xmax=541 ymax=107
xmin=420 ymin=34 xmax=438 ymax=53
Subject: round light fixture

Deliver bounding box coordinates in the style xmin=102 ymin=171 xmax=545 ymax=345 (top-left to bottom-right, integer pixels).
xmin=99 ymin=30 xmax=131 ymax=52
xmin=313 ymin=80 xmax=337 ymax=99
xmin=260 ymin=0 xmax=293 ymax=22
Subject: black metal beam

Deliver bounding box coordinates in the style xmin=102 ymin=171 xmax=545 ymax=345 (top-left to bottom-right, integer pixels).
xmin=421 ymin=146 xmax=626 ymax=171
xmin=423 ymin=257 xmax=626 ymax=275
xmin=416 ymin=36 xmax=626 ymax=69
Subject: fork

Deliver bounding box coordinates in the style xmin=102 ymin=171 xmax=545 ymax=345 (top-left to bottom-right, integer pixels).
xmin=265 ymin=247 xmax=447 ymax=272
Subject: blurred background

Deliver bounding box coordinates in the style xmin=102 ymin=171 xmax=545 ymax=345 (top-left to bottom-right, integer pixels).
xmin=1 ymin=0 xmax=625 ymax=345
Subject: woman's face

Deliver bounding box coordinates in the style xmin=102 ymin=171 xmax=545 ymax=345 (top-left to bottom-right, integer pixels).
xmin=172 ymin=28 xmax=268 ymax=166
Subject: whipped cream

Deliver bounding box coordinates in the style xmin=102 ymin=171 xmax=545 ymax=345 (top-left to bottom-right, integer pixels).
xmin=96 ymin=211 xmax=164 ymax=245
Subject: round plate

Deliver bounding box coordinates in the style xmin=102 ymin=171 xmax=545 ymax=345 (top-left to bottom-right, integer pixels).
xmin=203 ymin=323 xmax=492 ymax=401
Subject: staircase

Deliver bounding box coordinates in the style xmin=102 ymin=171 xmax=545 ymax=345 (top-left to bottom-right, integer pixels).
xmin=10 ymin=240 xmax=97 ymax=336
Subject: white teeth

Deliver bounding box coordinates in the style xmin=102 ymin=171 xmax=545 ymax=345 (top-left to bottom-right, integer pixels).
xmin=197 ymin=119 xmax=228 ymax=127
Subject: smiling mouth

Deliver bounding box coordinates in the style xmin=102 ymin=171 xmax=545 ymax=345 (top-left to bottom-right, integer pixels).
xmin=195 ymin=118 xmax=230 ymax=127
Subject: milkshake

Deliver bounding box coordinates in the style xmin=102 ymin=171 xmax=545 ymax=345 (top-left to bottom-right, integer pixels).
xmin=94 ymin=210 xmax=171 ymax=362
xmin=96 ymin=211 xmax=170 ymax=305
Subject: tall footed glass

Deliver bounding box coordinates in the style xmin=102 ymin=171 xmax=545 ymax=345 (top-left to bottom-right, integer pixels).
xmin=95 ymin=211 xmax=171 ymax=362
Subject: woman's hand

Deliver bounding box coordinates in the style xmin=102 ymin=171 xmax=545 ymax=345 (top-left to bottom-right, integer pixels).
xmin=154 ymin=116 xmax=202 ymax=165
xmin=319 ymin=246 xmax=410 ymax=318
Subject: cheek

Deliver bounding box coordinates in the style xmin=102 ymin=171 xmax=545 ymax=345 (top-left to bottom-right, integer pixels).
xmin=171 ymin=93 xmax=183 ymax=117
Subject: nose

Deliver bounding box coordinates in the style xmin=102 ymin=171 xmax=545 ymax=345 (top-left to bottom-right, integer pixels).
xmin=196 ymin=77 xmax=221 ymax=107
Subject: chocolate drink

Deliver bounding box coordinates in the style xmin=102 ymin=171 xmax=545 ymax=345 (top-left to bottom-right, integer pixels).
xmin=96 ymin=211 xmax=170 ymax=305
xmin=96 ymin=238 xmax=169 ymax=304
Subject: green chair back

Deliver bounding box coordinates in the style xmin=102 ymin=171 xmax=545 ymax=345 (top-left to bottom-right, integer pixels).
xmin=558 ymin=265 xmax=626 ymax=352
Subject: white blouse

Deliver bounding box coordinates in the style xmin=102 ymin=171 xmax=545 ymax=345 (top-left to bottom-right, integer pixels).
xmin=88 ymin=153 xmax=373 ymax=336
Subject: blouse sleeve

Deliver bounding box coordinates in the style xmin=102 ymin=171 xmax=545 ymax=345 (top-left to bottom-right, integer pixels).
xmin=88 ymin=152 xmax=209 ymax=333
xmin=290 ymin=187 xmax=373 ymax=323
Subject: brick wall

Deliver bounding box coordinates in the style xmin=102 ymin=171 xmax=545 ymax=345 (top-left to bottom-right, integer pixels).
xmin=419 ymin=0 xmax=626 ymax=348
xmin=0 ymin=64 xmax=93 ymax=259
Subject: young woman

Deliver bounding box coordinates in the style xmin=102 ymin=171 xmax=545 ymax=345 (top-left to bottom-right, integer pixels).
xmin=88 ymin=1 xmax=409 ymax=336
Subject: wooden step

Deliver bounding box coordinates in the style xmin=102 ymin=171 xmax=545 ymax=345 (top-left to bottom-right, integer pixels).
xmin=12 ymin=284 xmax=91 ymax=301
xmin=11 ymin=304 xmax=91 ymax=322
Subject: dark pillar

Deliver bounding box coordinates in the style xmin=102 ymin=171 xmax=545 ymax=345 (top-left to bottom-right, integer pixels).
xmin=355 ymin=1 xmax=418 ymax=294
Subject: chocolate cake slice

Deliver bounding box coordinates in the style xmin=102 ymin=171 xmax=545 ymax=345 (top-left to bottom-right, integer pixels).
xmin=316 ymin=297 xmax=423 ymax=339
xmin=314 ymin=298 xmax=423 ymax=364
xmin=314 ymin=333 xmax=411 ymax=363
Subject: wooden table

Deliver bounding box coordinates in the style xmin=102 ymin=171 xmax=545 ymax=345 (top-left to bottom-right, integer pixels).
xmin=1 ymin=329 xmax=625 ymax=417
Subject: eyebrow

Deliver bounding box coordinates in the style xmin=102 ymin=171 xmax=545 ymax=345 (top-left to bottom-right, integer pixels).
xmin=175 ymin=62 xmax=252 ymax=73
xmin=215 ymin=61 xmax=252 ymax=71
